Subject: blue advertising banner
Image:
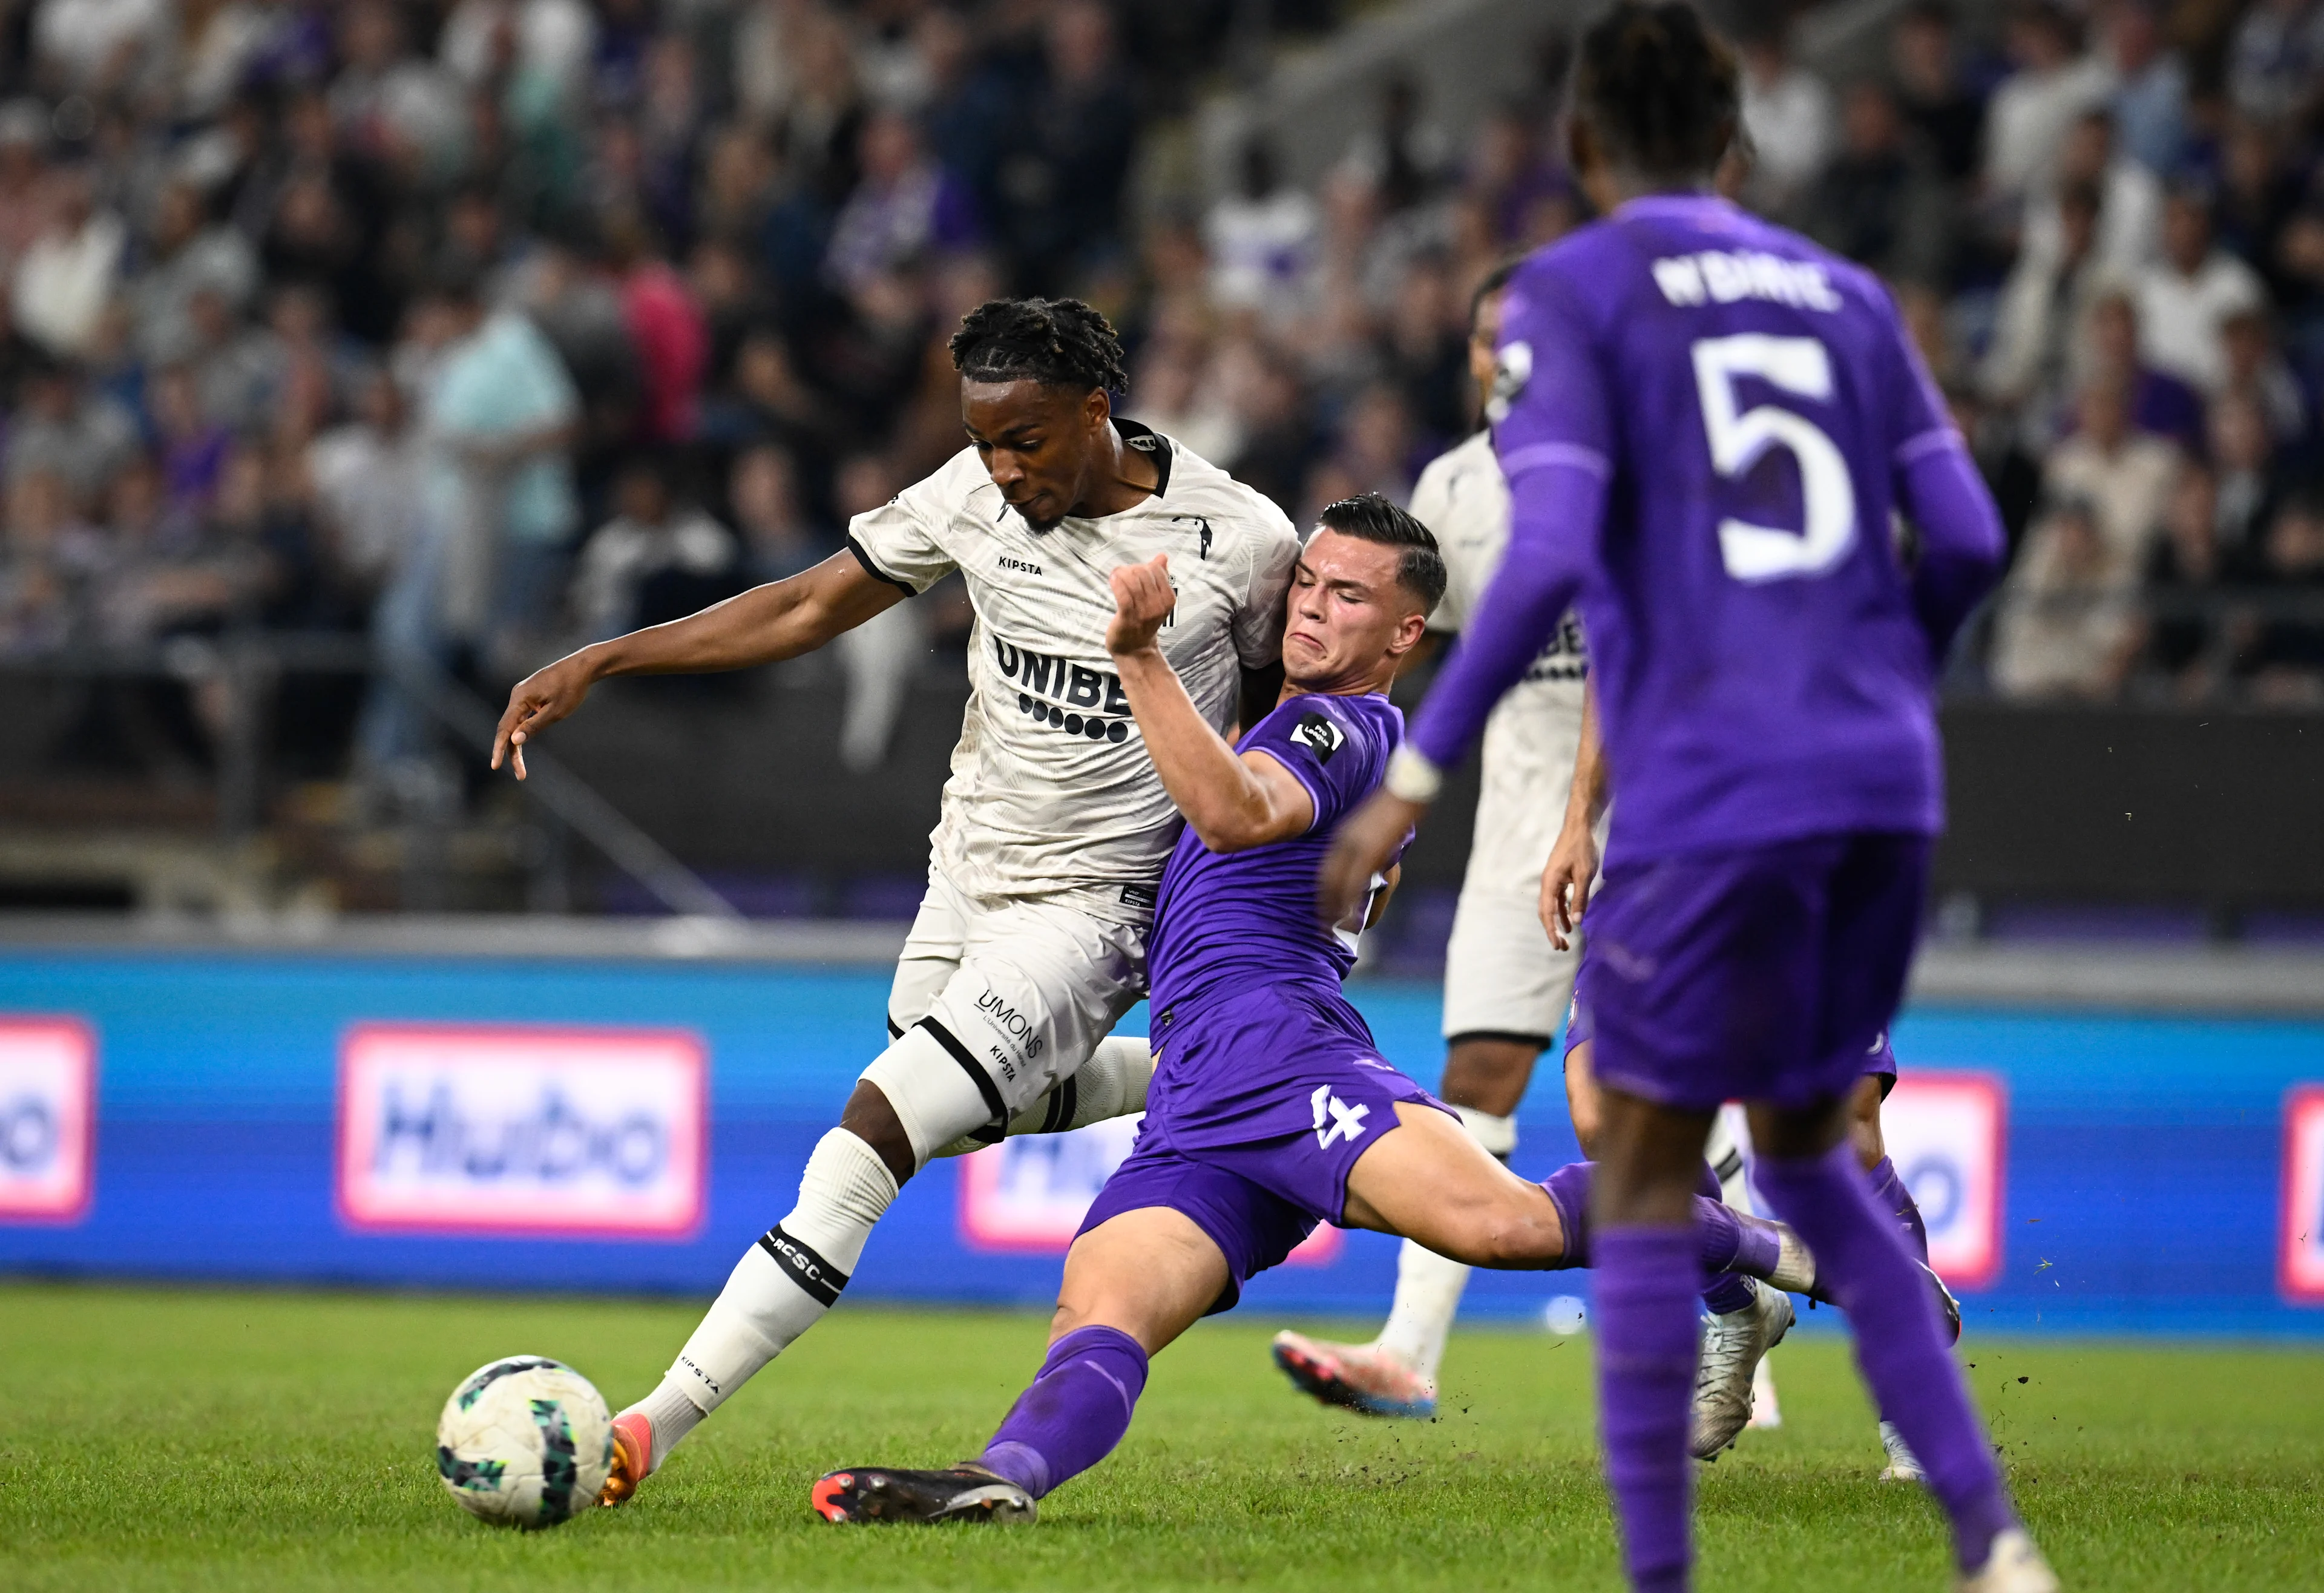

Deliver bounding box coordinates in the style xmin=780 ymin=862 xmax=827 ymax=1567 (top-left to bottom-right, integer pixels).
xmin=0 ymin=950 xmax=2318 ymax=1338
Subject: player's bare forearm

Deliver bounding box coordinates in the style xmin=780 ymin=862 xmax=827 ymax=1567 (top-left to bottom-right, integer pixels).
xmin=1540 ymin=681 xmax=1604 ymax=948
xmin=491 ymin=551 xmax=904 ymax=778
xmin=1108 ymin=555 xmax=1310 ymax=852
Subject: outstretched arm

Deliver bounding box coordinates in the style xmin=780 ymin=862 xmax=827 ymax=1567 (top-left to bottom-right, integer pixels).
xmin=1896 ymin=439 xmax=2006 ymax=664
xmin=1106 ymin=554 xmax=1313 ymax=853
xmin=492 ymin=549 xmax=907 ymax=778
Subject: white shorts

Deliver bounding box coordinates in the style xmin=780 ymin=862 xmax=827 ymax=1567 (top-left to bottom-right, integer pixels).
xmin=1442 ymin=885 xmax=1578 ymax=1044
xmin=880 ymin=867 xmax=1149 ymax=1123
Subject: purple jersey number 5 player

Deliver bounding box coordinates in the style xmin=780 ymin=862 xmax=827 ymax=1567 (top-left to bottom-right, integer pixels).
xmin=1318 ymin=8 xmax=2046 ymax=1593
xmin=810 ymin=496 xmax=1835 ymax=1529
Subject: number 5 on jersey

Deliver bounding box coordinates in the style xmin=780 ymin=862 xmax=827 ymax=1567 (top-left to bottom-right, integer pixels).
xmin=1691 ymin=333 xmax=1858 ymax=583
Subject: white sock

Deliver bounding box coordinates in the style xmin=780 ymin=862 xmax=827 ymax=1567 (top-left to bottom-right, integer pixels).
xmin=625 ymin=1128 xmax=898 ymax=1467
xmin=1373 ymin=1107 xmax=1515 ymax=1382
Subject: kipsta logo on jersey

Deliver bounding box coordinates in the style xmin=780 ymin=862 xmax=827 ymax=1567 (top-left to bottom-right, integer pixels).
xmin=0 ymin=1017 xmax=95 ymax=1224
xmin=1290 ymin=712 xmax=1343 ymax=763
xmin=337 ymin=1024 xmax=705 ymax=1238
xmin=991 ymin=634 xmax=1135 ymax=744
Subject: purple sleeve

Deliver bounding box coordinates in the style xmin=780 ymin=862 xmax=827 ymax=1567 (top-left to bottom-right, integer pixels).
xmin=1880 ymin=301 xmax=2004 ymax=662
xmin=1246 ymin=697 xmax=1390 ymax=833
xmin=1408 ymin=266 xmax=1610 ymax=770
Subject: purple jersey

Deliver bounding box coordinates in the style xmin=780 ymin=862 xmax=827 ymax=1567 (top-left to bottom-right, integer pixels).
xmin=1146 ymin=690 xmax=1403 ymax=1020
xmin=1414 ymin=195 xmax=1984 ymax=864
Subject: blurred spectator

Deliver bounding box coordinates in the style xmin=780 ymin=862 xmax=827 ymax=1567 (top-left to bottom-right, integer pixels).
xmin=2220 ymin=306 xmax=2308 ymax=440
xmin=831 ymin=451 xmax=923 ymax=772
xmin=827 ymin=110 xmax=982 ymax=294
xmin=12 ymin=166 xmax=123 ymax=359
xmin=992 ymin=0 xmax=1137 ymax=293
xmin=1737 ymin=22 xmax=1836 ymax=220
xmin=727 ymin=443 xmax=827 ymax=584
xmin=2137 ymin=463 xmax=2230 ymax=698
xmin=1206 ymin=140 xmax=1319 ymax=321
xmin=2239 ymin=491 xmax=2324 ymax=703
xmin=1984 ymin=181 xmax=2107 ymax=446
xmin=415 ymin=268 xmax=580 ymax=663
xmin=1990 ymin=493 xmax=2141 ymax=698
xmin=34 ymin=0 xmax=169 ymax=92
xmin=605 ymin=214 xmax=708 ymax=445
xmin=2081 ymin=290 xmax=2205 ymax=456
xmin=2040 ymin=375 xmax=2179 ymax=571
xmin=2136 ymin=186 xmax=2267 ymax=394
xmin=570 ymin=453 xmax=736 ymax=640
xmin=1984 ymin=3 xmax=2111 ymax=206
xmin=1344 ymin=74 xmax=1453 ymax=215
xmin=308 ymin=366 xmax=425 ymax=603
xmin=7 ymin=355 xmax=136 ymax=502
xmin=2021 ymin=109 xmax=2159 ymax=279
xmin=2208 ymin=387 xmax=2283 ymax=570
xmin=1804 ymin=79 xmax=1949 ymax=287
xmin=1889 ymin=1 xmax=1984 ymax=186
xmin=2227 ymin=0 xmax=2324 ymax=127
xmin=2102 ymin=2 xmax=2187 ymax=177
xmin=133 ymin=180 xmax=257 ymax=367
xmin=1465 ymin=103 xmax=1572 ymax=251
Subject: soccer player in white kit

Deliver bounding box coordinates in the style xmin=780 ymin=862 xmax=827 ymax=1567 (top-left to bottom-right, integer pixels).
xmin=1267 ymin=263 xmax=1597 ymax=1417
xmin=491 ymin=298 xmax=1299 ymax=1505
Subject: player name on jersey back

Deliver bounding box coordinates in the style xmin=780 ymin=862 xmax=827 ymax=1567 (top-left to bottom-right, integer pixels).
xmin=847 ymin=423 xmax=1299 ymax=918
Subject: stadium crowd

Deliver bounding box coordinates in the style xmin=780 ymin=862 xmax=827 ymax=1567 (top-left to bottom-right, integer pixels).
xmin=0 ymin=0 xmax=2319 ymax=796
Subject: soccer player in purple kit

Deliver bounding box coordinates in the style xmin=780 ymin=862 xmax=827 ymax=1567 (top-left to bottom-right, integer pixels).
xmin=809 ymin=494 xmax=1828 ymax=1528
xmin=1317 ymin=6 xmax=2051 ymax=1591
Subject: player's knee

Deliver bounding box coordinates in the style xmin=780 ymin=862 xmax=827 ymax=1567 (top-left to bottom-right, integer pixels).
xmin=838 ymin=1080 xmax=919 ymax=1187
xmin=1440 ymin=1036 xmax=1539 ymax=1117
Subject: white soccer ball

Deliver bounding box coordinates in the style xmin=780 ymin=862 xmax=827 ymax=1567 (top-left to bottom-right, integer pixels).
xmin=435 ymin=1355 xmax=614 ymax=1528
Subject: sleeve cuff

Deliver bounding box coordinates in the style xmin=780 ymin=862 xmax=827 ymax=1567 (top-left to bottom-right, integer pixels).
xmin=846 ymin=534 xmax=921 ymax=595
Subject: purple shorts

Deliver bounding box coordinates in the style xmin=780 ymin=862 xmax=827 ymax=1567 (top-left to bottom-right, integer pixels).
xmin=1077 ymin=982 xmax=1447 ymax=1313
xmin=1564 ymin=998 xmax=1901 ymax=1091
xmin=1574 ymin=832 xmax=1929 ymax=1112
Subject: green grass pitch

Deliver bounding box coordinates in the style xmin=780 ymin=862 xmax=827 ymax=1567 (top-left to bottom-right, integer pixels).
xmin=4 ymin=1283 xmax=2320 ymax=1591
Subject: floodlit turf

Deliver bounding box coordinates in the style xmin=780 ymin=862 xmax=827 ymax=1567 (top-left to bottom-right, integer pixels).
xmin=2 ymin=1284 xmax=2319 ymax=1591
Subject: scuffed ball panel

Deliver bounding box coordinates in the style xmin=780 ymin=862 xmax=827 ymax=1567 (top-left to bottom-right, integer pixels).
xmin=433 ymin=1357 xmax=612 ymax=1528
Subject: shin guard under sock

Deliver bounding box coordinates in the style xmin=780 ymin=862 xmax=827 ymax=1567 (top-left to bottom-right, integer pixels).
xmin=980 ymin=1325 xmax=1151 ymax=1498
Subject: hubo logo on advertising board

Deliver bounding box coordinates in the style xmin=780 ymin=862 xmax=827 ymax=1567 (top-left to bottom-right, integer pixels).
xmin=2279 ymin=1086 xmax=2324 ymax=1304
xmin=1882 ymin=1072 xmax=2007 ymax=1290
xmin=958 ymin=1115 xmax=1342 ymax=1265
xmin=337 ymin=1025 xmax=706 ymax=1239
xmin=0 ymin=1017 xmax=95 ymax=1223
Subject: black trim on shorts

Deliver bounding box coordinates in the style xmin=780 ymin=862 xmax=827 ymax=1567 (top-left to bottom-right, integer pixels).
xmin=1712 ymin=1149 xmax=1745 ymax=1184
xmin=758 ymin=1224 xmax=850 ymax=1307
xmin=917 ymin=1016 xmax=1009 ymax=1133
xmin=1445 ymin=1029 xmax=1554 ymax=1053
xmin=845 ymin=534 xmax=919 ymax=595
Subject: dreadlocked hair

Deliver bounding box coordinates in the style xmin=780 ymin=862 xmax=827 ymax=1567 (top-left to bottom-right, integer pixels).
xmin=948 ymin=297 xmax=1130 ymax=394
xmin=1574 ymin=1 xmax=1740 ymax=183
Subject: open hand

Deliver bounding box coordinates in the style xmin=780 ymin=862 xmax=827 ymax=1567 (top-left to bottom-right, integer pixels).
xmin=491 ymin=654 xmax=596 ymax=780
xmin=1106 ymin=554 xmax=1173 ymax=658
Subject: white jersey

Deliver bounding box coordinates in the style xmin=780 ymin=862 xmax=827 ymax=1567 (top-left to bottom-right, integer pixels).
xmin=1414 ymin=429 xmax=1592 ymax=1041
xmin=1414 ymin=430 xmax=1589 ymax=824
xmin=848 ymin=421 xmax=1299 ymax=922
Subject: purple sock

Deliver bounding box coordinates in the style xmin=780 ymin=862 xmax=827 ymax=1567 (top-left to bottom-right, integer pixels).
xmin=1696 ymin=1163 xmax=1757 ymax=1315
xmin=1594 ymin=1226 xmax=1699 ymax=1593
xmin=1867 ymin=1155 xmax=1930 ymax=1264
xmin=979 ymin=1325 xmax=1149 ymax=1499
xmin=1753 ymin=1144 xmax=2016 ymax=1573
xmin=1543 ymin=1161 xmax=1780 ymax=1292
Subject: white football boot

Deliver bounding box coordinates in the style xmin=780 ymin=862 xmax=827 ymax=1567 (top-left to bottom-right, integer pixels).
xmin=1690 ymin=1278 xmax=1794 ymax=1459
xmin=1879 ymin=1418 xmax=1928 ymax=1482
xmin=1957 ymin=1526 xmax=2059 ymax=1592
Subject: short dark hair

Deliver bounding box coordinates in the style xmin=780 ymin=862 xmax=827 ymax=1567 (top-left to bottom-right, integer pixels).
xmin=1469 ymin=257 xmax=1523 ymax=327
xmin=1316 ymin=493 xmax=1446 ymax=614
xmin=949 ymin=297 xmax=1130 ymax=393
xmin=1574 ymin=2 xmax=1740 ymax=185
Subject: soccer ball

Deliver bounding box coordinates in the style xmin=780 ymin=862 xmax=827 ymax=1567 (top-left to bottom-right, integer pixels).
xmin=435 ymin=1356 xmax=614 ymax=1528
